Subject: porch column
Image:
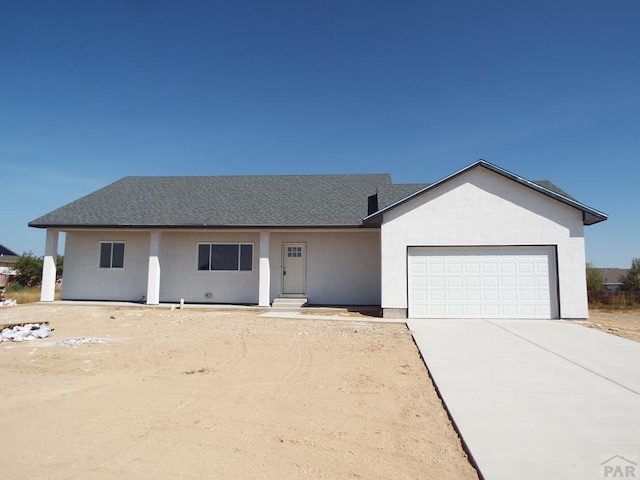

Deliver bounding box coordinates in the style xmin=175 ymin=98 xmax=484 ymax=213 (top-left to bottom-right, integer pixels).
xmin=258 ymin=231 xmax=271 ymax=307
xmin=40 ymin=229 xmax=58 ymax=302
xmin=146 ymin=231 xmax=161 ymax=305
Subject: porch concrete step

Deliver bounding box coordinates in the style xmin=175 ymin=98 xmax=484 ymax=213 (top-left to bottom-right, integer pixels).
xmin=271 ymin=297 xmax=308 ymax=310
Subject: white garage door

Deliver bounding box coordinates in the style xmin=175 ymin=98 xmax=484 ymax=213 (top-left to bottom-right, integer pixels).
xmin=408 ymin=247 xmax=558 ymax=319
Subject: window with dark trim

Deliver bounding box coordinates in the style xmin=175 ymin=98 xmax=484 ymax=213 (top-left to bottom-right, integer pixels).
xmin=100 ymin=242 xmax=125 ymax=268
xmin=198 ymin=243 xmax=253 ymax=271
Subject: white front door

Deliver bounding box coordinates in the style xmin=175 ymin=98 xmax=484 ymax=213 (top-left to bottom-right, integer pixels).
xmin=282 ymin=243 xmax=306 ymax=295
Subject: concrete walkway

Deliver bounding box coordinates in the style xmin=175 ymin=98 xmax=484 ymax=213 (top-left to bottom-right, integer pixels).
xmin=408 ymin=319 xmax=640 ymax=480
xmin=259 ymin=310 xmax=403 ymax=323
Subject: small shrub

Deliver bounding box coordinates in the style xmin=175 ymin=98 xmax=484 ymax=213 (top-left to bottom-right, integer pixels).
xmin=5 ymin=283 xmax=24 ymax=293
xmin=622 ymin=258 xmax=640 ymax=291
xmin=13 ymin=252 xmax=44 ymax=287
xmin=610 ymin=294 xmax=629 ymax=307
xmin=588 ymin=290 xmax=640 ymax=309
xmin=586 ymin=263 xmax=604 ymax=291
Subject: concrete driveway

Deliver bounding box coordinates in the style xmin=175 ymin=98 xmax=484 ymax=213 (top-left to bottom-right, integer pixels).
xmin=408 ymin=318 xmax=640 ymax=480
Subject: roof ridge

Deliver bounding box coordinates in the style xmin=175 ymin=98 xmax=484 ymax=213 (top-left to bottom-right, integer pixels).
xmin=121 ymin=173 xmax=392 ymax=179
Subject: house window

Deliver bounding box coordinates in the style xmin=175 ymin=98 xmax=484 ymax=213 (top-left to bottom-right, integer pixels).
xmin=198 ymin=244 xmax=253 ymax=271
xmin=287 ymin=246 xmax=302 ymax=258
xmin=100 ymin=242 xmax=125 ymax=268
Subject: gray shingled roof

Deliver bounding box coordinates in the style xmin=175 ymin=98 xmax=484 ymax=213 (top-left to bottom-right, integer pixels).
xmin=29 ymin=174 xmax=398 ymax=228
xmin=596 ymin=268 xmax=630 ymax=284
xmin=531 ymin=180 xmax=577 ymax=201
xmin=0 ymin=244 xmax=18 ymax=256
xmin=29 ymin=163 xmax=603 ymax=229
xmin=377 ymin=183 xmax=430 ymax=210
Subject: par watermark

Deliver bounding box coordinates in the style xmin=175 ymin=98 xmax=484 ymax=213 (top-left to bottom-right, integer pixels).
xmin=601 ymin=454 xmax=637 ymax=478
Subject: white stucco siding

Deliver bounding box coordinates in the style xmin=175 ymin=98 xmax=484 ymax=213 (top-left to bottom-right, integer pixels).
xmin=62 ymin=229 xmax=379 ymax=305
xmin=159 ymin=231 xmax=260 ymax=304
xmin=556 ymin=237 xmax=588 ymax=317
xmin=381 ymin=167 xmax=588 ymax=318
xmin=268 ymin=231 xmax=381 ymax=305
xmin=63 ymin=231 xmax=150 ymax=301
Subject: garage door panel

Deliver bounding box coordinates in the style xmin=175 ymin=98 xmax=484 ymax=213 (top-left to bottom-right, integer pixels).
xmin=519 ymin=262 xmax=534 ymax=273
xmin=429 ymin=263 xmax=444 ymax=274
xmin=500 ymin=262 xmax=516 ymax=273
xmin=537 ymin=263 xmax=549 ymax=274
xmin=483 ymin=263 xmax=498 ymax=273
xmin=412 ymin=259 xmax=426 ymax=269
xmin=520 ymin=305 xmax=536 ymax=316
xmin=412 ymin=276 xmax=427 ymax=287
xmin=520 ymin=290 xmax=535 ymax=301
xmin=501 ymin=277 xmax=516 ymax=287
xmin=483 ymin=305 xmax=500 ymax=316
xmin=408 ymin=247 xmax=558 ymax=319
xmin=465 ymin=262 xmax=480 ymax=273
xmin=465 ymin=276 xmax=481 ymax=287
xmin=447 ymin=291 xmax=463 ymax=301
xmin=430 ymin=291 xmax=445 ymax=301
xmin=412 ymin=291 xmax=427 ymax=303
xmin=502 ymin=290 xmax=517 ymax=301
xmin=483 ymin=290 xmax=499 ymax=301
xmin=465 ymin=290 xmax=481 ymax=301
xmin=465 ymin=305 xmax=482 ymax=316
xmin=520 ymin=276 xmax=535 ymax=287
xmin=484 ymin=276 xmax=498 ymax=288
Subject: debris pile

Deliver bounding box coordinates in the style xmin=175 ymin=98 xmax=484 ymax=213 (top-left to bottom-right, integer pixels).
xmin=1 ymin=323 xmax=52 ymax=343
xmin=1 ymin=297 xmax=17 ymax=307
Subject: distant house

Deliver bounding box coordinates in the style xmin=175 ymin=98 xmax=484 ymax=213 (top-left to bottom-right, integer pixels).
xmin=596 ymin=268 xmax=629 ymax=291
xmin=29 ymin=160 xmax=607 ymax=319
xmin=0 ymin=244 xmax=18 ymax=289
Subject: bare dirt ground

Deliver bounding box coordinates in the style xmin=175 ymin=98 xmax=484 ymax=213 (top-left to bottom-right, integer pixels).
xmin=0 ymin=305 xmax=478 ymax=480
xmin=583 ymin=308 xmax=640 ymax=343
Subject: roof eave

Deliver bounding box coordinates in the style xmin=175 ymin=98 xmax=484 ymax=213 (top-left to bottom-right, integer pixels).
xmin=28 ymin=223 xmax=372 ymax=230
xmin=583 ymin=211 xmax=608 ymax=225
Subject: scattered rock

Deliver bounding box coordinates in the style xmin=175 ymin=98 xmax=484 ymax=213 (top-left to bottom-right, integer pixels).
xmin=58 ymin=337 xmax=112 ymax=347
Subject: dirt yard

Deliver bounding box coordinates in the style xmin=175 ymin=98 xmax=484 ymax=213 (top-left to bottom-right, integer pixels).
xmin=0 ymin=305 xmax=478 ymax=480
xmin=583 ymin=308 xmax=640 ymax=343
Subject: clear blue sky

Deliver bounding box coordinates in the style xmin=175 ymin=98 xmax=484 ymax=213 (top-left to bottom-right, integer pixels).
xmin=1 ymin=1 xmax=638 ymax=267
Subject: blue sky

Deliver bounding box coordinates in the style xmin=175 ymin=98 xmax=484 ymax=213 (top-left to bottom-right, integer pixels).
xmin=1 ymin=0 xmax=638 ymax=267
